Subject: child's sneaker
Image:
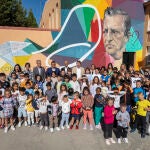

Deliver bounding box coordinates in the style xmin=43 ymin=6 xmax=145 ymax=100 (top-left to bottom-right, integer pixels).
xmin=61 ymin=126 xmax=65 ymax=130
xmin=90 ymin=125 xmax=93 ymax=131
xmin=130 ymin=128 xmax=136 ymax=133
xmin=45 ymin=126 xmax=48 ymax=131
xmin=36 ymin=122 xmax=39 ymax=127
xmin=95 ymin=125 xmax=99 ymax=129
xmin=70 ymin=125 xmax=73 ymax=130
xmin=109 ymin=138 xmax=116 ymax=144
xmin=40 ymin=126 xmax=44 ymax=130
xmin=66 ymin=125 xmax=70 ymax=129
xmin=4 ymin=127 xmax=8 ymax=133
xmin=0 ymin=125 xmax=4 ymax=129
xmin=83 ymin=124 xmax=87 ymax=130
xmin=28 ymin=124 xmax=31 ymax=127
xmin=75 ymin=125 xmax=79 ymax=130
xmin=50 ymin=128 xmax=54 ymax=133
xmin=18 ymin=122 xmax=21 ymax=128
xmin=32 ymin=123 xmax=36 ymax=126
xmin=124 ymin=138 xmax=128 ymax=143
xmin=55 ymin=127 xmax=60 ymax=131
xmin=24 ymin=121 xmax=28 ymax=127
xmin=11 ymin=125 xmax=15 ymax=131
xmin=105 ymin=139 xmax=111 ymax=145
xmin=117 ymin=138 xmax=121 ymax=144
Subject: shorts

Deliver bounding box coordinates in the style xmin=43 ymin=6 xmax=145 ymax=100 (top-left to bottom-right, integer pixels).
xmin=18 ymin=107 xmax=27 ymax=118
xmin=35 ymin=110 xmax=40 ymax=118
xmin=71 ymin=114 xmax=80 ymax=120
xmin=4 ymin=109 xmax=14 ymax=118
xmin=0 ymin=110 xmax=4 ymax=118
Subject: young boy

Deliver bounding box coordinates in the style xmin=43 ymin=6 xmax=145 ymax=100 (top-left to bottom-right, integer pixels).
xmin=0 ymin=91 xmax=4 ymax=128
xmin=47 ymin=96 xmax=61 ymax=132
xmin=0 ymin=73 xmax=10 ymax=89
xmin=94 ymin=87 xmax=105 ymax=129
xmin=116 ymin=104 xmax=130 ymax=144
xmin=32 ymin=91 xmax=41 ymax=126
xmin=133 ymin=80 xmax=146 ymax=104
xmin=25 ymin=82 xmax=34 ymax=95
xmin=69 ymin=74 xmax=81 ymax=93
xmin=38 ymin=96 xmax=49 ymax=131
xmin=130 ymin=92 xmax=150 ymax=138
xmin=45 ymin=82 xmax=57 ymax=103
xmin=70 ymin=92 xmax=82 ymax=129
xmin=17 ymin=87 xmax=28 ymax=127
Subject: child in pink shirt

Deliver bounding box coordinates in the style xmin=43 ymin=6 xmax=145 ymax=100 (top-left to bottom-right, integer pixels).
xmin=104 ymin=97 xmax=117 ymax=145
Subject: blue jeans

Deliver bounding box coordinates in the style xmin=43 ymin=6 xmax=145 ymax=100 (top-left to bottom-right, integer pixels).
xmin=60 ymin=113 xmax=70 ymax=127
xmin=126 ymin=105 xmax=131 ymax=113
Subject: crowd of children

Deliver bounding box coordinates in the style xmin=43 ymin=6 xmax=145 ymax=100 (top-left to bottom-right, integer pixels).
xmin=0 ymin=61 xmax=150 ymax=146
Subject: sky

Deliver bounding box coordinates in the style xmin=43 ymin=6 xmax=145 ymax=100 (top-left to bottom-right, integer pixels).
xmin=22 ymin=0 xmax=47 ymax=25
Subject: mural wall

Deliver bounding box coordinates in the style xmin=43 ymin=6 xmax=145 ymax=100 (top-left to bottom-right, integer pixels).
xmin=0 ymin=0 xmax=145 ymax=73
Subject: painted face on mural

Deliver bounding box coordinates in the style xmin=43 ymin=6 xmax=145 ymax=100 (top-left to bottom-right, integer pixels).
xmin=103 ymin=15 xmax=129 ymax=60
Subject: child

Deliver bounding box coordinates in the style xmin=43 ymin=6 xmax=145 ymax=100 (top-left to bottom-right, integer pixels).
xmin=60 ymin=95 xmax=72 ymax=129
xmin=69 ymin=73 xmax=81 ymax=93
xmin=0 ymin=91 xmax=4 ymax=128
xmin=10 ymin=72 xmax=20 ymax=86
xmin=34 ymin=75 xmax=43 ymax=91
xmin=55 ymin=75 xmax=62 ymax=94
xmin=38 ymin=96 xmax=49 ymax=131
xmin=34 ymin=83 xmax=42 ymax=98
xmin=82 ymin=87 xmax=94 ymax=130
xmin=48 ymin=96 xmax=61 ymax=132
xmin=0 ymin=73 xmax=10 ymax=89
xmin=90 ymin=76 xmax=101 ymax=97
xmin=32 ymin=91 xmax=41 ymax=126
xmin=25 ymin=94 xmax=35 ymax=127
xmin=17 ymin=87 xmax=28 ymax=127
xmin=101 ymin=81 xmax=109 ymax=97
xmin=133 ymin=80 xmax=146 ymax=104
xmin=11 ymin=82 xmax=19 ymax=98
xmin=130 ymin=92 xmax=150 ymax=138
xmin=68 ymin=88 xmax=74 ymax=101
xmin=25 ymin=82 xmax=34 ymax=96
xmin=58 ymin=84 xmax=68 ymax=104
xmin=94 ymin=87 xmax=105 ymax=129
xmin=43 ymin=76 xmax=53 ymax=95
xmin=70 ymin=92 xmax=82 ymax=129
xmin=51 ymin=71 xmax=58 ymax=86
xmin=80 ymin=76 xmax=89 ymax=93
xmin=45 ymin=82 xmax=57 ymax=102
xmin=62 ymin=75 xmax=72 ymax=90
xmin=116 ymin=104 xmax=130 ymax=144
xmin=3 ymin=89 xmax=16 ymax=133
xmin=104 ymin=97 xmax=117 ymax=145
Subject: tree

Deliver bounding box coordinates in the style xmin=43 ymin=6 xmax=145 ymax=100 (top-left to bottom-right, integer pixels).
xmin=0 ymin=0 xmax=38 ymax=27
xmin=26 ymin=9 xmax=38 ymax=27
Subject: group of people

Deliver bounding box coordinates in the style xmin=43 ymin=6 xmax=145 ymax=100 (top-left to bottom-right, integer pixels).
xmin=0 ymin=60 xmax=150 ymax=146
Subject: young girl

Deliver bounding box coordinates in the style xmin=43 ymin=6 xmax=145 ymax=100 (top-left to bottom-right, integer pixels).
xmin=80 ymin=76 xmax=89 ymax=93
xmin=35 ymin=75 xmax=43 ymax=92
xmin=55 ymin=75 xmax=62 ymax=94
xmin=70 ymin=92 xmax=82 ymax=129
xmin=58 ymin=84 xmax=68 ymax=104
xmin=51 ymin=71 xmax=58 ymax=86
xmin=60 ymin=95 xmax=72 ymax=129
xmin=101 ymin=81 xmax=109 ymax=98
xmin=104 ymin=97 xmax=117 ymax=145
xmin=90 ymin=76 xmax=101 ymax=97
xmin=11 ymin=82 xmax=19 ymax=99
xmin=34 ymin=83 xmax=42 ymax=98
xmin=82 ymin=87 xmax=94 ymax=130
xmin=25 ymin=94 xmax=35 ymax=127
xmin=3 ymin=89 xmax=16 ymax=133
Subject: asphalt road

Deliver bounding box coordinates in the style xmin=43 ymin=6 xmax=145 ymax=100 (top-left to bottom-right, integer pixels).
xmin=0 ymin=124 xmax=150 ymax=150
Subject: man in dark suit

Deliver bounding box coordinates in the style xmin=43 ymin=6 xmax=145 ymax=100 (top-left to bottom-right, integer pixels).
xmin=33 ymin=60 xmax=45 ymax=82
xmin=46 ymin=61 xmax=60 ymax=76
xmin=61 ymin=60 xmax=70 ymax=73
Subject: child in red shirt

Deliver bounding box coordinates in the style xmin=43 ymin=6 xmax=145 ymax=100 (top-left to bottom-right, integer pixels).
xmin=70 ymin=92 xmax=82 ymax=129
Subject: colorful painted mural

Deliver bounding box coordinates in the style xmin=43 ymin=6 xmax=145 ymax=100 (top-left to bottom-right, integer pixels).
xmin=0 ymin=0 xmax=145 ymax=73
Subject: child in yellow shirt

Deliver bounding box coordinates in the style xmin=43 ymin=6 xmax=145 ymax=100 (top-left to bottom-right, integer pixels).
xmin=130 ymin=92 xmax=150 ymax=138
xmin=26 ymin=94 xmax=35 ymax=127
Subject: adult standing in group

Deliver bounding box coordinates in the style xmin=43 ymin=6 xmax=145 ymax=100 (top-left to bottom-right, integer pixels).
xmin=46 ymin=61 xmax=60 ymax=76
xmin=33 ymin=60 xmax=45 ymax=82
xmin=9 ymin=64 xmax=22 ymax=79
xmin=23 ymin=62 xmax=33 ymax=80
xmin=72 ymin=61 xmax=85 ymax=80
xmin=61 ymin=60 xmax=70 ymax=73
